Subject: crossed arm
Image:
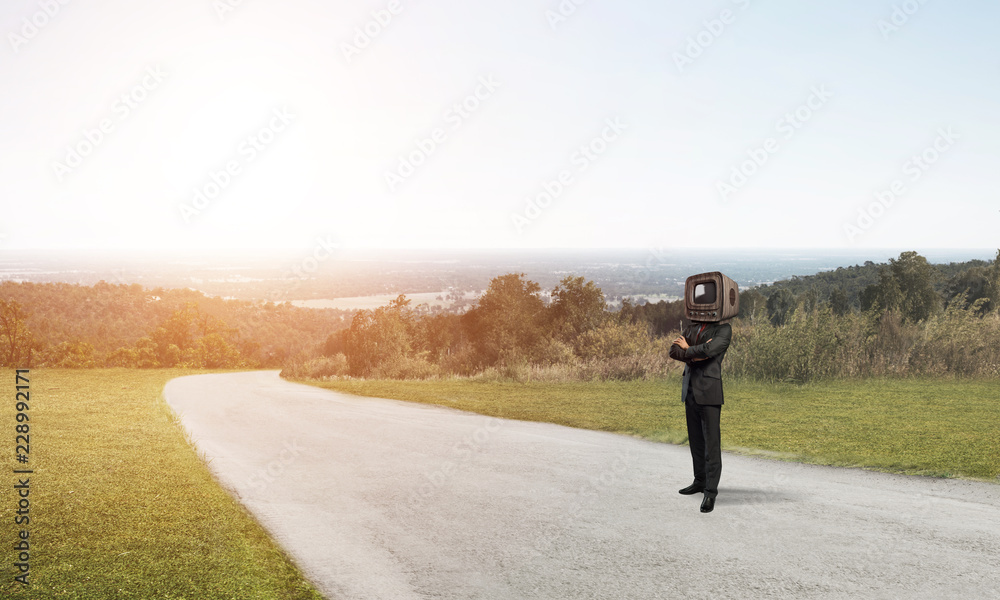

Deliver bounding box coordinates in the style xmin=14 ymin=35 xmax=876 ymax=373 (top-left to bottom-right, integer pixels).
xmin=668 ymin=324 xmax=732 ymax=364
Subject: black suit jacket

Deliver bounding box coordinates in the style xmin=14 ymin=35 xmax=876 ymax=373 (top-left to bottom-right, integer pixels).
xmin=668 ymin=322 xmax=732 ymax=406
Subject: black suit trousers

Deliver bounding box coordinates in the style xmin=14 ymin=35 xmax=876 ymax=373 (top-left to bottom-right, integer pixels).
xmin=685 ymin=391 xmax=722 ymax=497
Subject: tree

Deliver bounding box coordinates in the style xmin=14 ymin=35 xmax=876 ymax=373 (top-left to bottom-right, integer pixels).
xmin=43 ymin=341 xmax=97 ymax=368
xmin=322 ymin=329 xmax=350 ymax=356
xmin=944 ymin=265 xmax=993 ymax=314
xmin=416 ymin=313 xmax=463 ymax=363
xmin=0 ymin=300 xmax=34 ymax=367
xmin=549 ymin=276 xmax=607 ymax=348
xmin=990 ymin=249 xmax=1000 ymax=313
xmin=151 ymin=303 xmax=199 ymax=366
xmin=766 ymin=289 xmax=796 ymax=326
xmin=193 ymin=333 xmax=243 ymax=368
xmin=345 ymin=294 xmax=415 ymax=376
xmin=889 ymin=251 xmax=941 ymax=322
xmin=738 ymin=289 xmax=767 ymax=325
xmin=861 ymin=251 xmax=940 ymax=323
xmin=461 ymin=273 xmax=548 ymax=367
xmin=829 ymin=288 xmax=851 ymax=316
xmin=800 ymin=289 xmax=819 ymax=314
xmin=860 ymin=270 xmax=901 ymax=314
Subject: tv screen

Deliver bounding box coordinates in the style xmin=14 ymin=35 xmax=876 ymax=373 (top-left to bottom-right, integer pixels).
xmin=694 ymin=282 xmax=716 ymax=305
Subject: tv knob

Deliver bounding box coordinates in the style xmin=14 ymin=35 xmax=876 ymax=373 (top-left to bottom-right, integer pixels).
xmin=712 ymin=312 xmax=717 ymax=317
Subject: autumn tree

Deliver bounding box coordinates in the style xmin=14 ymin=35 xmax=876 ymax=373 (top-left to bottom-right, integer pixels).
xmin=0 ymin=300 xmax=34 ymax=367
xmin=415 ymin=313 xmax=464 ymax=363
xmin=43 ymin=341 xmax=97 ymax=368
xmin=344 ymin=295 xmax=416 ymax=376
xmin=461 ymin=273 xmax=548 ymax=367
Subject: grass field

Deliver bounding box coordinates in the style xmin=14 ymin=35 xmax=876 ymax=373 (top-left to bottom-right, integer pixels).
xmin=1 ymin=369 xmax=324 ymax=600
xmin=306 ymin=374 xmax=1000 ymax=481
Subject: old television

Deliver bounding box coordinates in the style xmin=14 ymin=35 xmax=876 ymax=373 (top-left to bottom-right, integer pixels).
xmin=684 ymin=271 xmax=739 ymax=323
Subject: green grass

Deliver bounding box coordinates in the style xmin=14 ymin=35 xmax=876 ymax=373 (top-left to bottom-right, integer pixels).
xmin=305 ymin=374 xmax=1000 ymax=481
xmin=1 ymin=369 xmax=325 ymax=599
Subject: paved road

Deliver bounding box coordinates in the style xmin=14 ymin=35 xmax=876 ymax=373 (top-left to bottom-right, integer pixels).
xmin=163 ymin=371 xmax=1000 ymax=600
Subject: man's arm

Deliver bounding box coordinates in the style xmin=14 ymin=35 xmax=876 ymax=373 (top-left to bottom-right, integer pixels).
xmin=669 ymin=343 xmax=688 ymax=363
xmin=682 ymin=324 xmax=732 ymax=361
xmin=669 ymin=330 xmax=710 ymax=363
xmin=668 ymin=330 xmax=691 ymax=363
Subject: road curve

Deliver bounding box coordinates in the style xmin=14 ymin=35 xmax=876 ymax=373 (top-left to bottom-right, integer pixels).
xmin=163 ymin=371 xmax=1000 ymax=600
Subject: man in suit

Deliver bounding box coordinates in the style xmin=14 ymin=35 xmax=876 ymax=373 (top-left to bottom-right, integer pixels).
xmin=669 ymin=319 xmax=732 ymax=513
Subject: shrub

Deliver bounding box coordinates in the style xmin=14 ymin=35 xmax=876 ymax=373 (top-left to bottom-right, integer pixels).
xmin=575 ymin=320 xmax=654 ymax=360
xmin=370 ymin=353 xmax=441 ymax=380
xmin=910 ymin=297 xmax=1000 ymax=377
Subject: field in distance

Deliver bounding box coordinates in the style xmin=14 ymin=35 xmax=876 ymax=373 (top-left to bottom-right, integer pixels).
xmin=291 ymin=290 xmax=479 ymax=311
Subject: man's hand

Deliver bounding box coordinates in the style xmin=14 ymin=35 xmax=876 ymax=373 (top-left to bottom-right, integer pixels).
xmin=673 ymin=336 xmax=689 ymax=350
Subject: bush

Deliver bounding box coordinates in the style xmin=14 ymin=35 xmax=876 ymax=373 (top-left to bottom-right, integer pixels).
xmin=280 ymin=354 xmax=350 ymax=379
xmin=370 ymin=354 xmax=441 ymax=380
xmin=532 ymin=337 xmax=578 ymax=366
xmin=910 ymin=297 xmax=1000 ymax=377
xmin=40 ymin=341 xmax=98 ymax=368
xmin=577 ymin=338 xmax=681 ymax=381
xmin=575 ymin=320 xmax=654 ymax=360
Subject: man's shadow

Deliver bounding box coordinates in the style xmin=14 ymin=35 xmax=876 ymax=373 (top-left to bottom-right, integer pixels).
xmin=712 ymin=487 xmax=797 ymax=506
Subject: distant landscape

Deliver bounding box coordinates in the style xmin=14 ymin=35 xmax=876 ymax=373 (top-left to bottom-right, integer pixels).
xmin=2 ymin=247 xmax=998 ymax=382
xmin=3 ymin=247 xmax=993 ymax=305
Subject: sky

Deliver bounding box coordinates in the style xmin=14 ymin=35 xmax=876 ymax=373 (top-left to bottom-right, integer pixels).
xmin=0 ymin=0 xmax=998 ymax=252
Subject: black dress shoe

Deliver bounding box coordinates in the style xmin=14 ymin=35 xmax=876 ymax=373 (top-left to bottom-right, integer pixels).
xmin=700 ymin=495 xmax=715 ymax=513
xmin=678 ymin=483 xmax=705 ymax=495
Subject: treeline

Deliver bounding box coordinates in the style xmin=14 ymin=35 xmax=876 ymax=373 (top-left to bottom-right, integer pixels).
xmin=283 ymin=250 xmax=1000 ymax=382
xmin=0 ymin=281 xmax=349 ymax=368
xmin=3 ymin=250 xmax=999 ymax=381
xmin=282 ymin=273 xmax=675 ymax=381
xmin=752 ymin=251 xmax=997 ymax=317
